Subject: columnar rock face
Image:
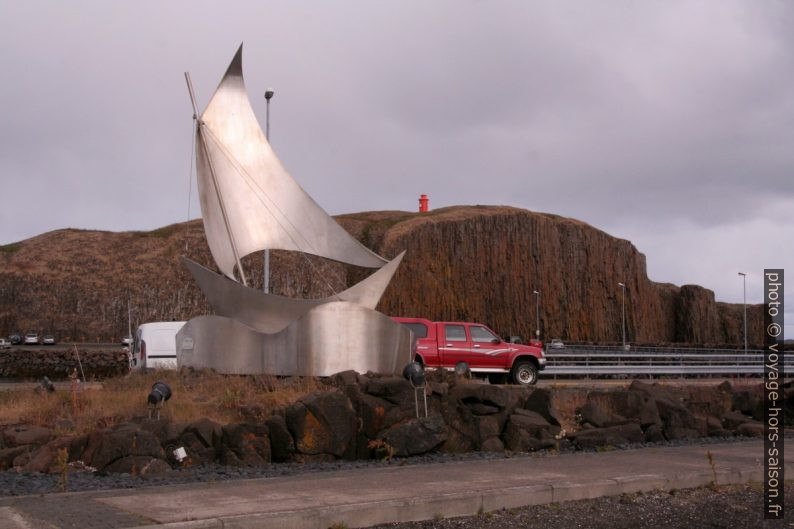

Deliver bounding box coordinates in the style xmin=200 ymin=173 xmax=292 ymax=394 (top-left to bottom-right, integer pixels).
xmin=0 ymin=206 xmax=761 ymax=345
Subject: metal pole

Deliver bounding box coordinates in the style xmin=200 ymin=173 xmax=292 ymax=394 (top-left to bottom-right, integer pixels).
xmin=127 ymin=299 xmax=132 ymax=343
xmin=618 ymin=283 xmax=626 ymax=348
xmin=533 ymin=290 xmax=540 ymax=340
xmin=185 ymin=72 xmax=249 ymax=286
xmin=738 ymin=272 xmax=747 ymax=354
xmin=264 ymin=88 xmax=274 ymax=293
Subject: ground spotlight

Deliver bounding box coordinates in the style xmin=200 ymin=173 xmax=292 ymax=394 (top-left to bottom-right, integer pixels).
xmin=147 ymin=381 xmax=172 ymax=419
xmin=402 ymin=362 xmax=427 ymax=418
xmin=402 ymin=361 xmax=426 ymax=387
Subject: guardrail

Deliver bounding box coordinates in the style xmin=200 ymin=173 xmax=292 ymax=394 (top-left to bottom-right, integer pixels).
xmin=542 ymin=347 xmax=789 ymax=377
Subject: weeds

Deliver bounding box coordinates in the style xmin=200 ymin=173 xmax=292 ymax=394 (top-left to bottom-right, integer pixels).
xmin=0 ymin=369 xmax=324 ymax=435
xmin=367 ymin=439 xmax=395 ymax=461
xmin=706 ymin=450 xmax=719 ymax=490
xmin=55 ymin=448 xmax=69 ymax=492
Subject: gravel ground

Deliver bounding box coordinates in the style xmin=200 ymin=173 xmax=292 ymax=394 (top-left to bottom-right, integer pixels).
xmin=0 ymin=434 xmax=784 ymax=497
xmin=368 ymin=484 xmax=793 ymax=528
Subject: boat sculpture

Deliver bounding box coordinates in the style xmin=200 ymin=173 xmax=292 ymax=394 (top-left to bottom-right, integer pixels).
xmin=176 ymin=45 xmax=412 ymax=376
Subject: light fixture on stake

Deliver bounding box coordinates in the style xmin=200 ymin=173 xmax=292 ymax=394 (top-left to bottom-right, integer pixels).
xmin=147 ymin=381 xmax=172 ymax=419
xmin=402 ymin=362 xmax=427 ymax=418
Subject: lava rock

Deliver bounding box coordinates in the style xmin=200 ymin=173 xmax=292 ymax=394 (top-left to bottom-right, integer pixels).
xmin=219 ymin=423 xmax=271 ymax=466
xmin=380 ymin=415 xmax=447 ymax=457
xmin=265 ymin=415 xmax=294 ymax=463
xmin=570 ymin=423 xmax=644 ymax=450
xmin=2 ymin=425 xmax=52 ymax=448
xmin=81 ymin=426 xmax=165 ymax=472
xmin=286 ymin=391 xmax=357 ymax=459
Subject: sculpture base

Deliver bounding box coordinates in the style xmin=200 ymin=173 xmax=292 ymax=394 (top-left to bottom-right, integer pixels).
xmin=176 ymin=301 xmax=413 ymax=376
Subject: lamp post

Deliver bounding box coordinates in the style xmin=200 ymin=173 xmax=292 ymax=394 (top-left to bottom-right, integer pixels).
xmin=263 ymin=88 xmax=274 ymax=293
xmin=738 ymin=272 xmax=747 ymax=354
xmin=618 ymin=282 xmax=626 ymax=349
xmin=532 ymin=290 xmax=540 ymax=341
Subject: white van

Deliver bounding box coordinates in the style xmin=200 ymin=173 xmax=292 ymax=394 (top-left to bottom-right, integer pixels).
xmin=130 ymin=321 xmax=186 ymax=370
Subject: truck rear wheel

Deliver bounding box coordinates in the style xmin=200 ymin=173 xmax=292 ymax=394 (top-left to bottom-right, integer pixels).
xmin=511 ymin=361 xmax=538 ymax=386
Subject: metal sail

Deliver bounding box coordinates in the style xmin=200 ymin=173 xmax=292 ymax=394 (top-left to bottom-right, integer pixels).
xmin=195 ymin=44 xmax=388 ymax=281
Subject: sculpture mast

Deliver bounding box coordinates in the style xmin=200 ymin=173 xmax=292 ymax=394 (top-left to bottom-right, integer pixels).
xmin=183 ymin=72 xmax=249 ymax=286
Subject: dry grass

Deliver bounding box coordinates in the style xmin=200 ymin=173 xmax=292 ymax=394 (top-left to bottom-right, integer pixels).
xmin=0 ymin=369 xmax=325 ymax=435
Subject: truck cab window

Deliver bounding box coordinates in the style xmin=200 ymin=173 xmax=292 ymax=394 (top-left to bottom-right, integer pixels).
xmin=444 ymin=325 xmax=467 ymax=342
xmin=401 ymin=322 xmax=428 ymax=339
xmin=470 ymin=326 xmax=499 ymax=343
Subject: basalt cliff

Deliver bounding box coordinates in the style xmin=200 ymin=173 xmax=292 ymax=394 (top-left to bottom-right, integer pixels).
xmin=0 ymin=206 xmax=761 ymax=346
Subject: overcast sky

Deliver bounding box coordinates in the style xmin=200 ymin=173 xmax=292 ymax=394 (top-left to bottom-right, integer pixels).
xmin=1 ymin=1 xmax=791 ymax=336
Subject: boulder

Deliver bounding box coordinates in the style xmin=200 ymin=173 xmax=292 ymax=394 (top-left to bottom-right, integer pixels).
xmin=265 ymin=415 xmax=294 ymax=463
xmin=104 ymin=456 xmax=172 ymax=477
xmin=380 ymin=416 xmax=447 ymax=457
xmin=449 ymin=383 xmax=521 ymax=410
xmin=219 ymin=423 xmax=271 ymax=466
xmin=480 ymin=437 xmax=505 ymax=452
xmin=139 ymin=418 xmax=184 ymax=447
xmin=502 ymin=412 xmax=560 ymax=452
xmin=654 ymin=398 xmax=703 ymax=440
xmin=184 ymin=418 xmax=223 ymax=449
xmin=21 ymin=444 xmax=56 ymax=473
xmin=365 ymin=377 xmax=415 ymax=407
xmin=628 ymin=381 xmax=688 ymax=406
xmin=438 ymin=398 xmax=479 ymax=453
xmin=523 ymin=388 xmax=585 ymax=428
xmin=332 ymin=370 xmax=360 ymax=387
xmin=355 ymin=394 xmax=400 ymax=439
xmin=81 ymin=426 xmax=165 ymax=472
xmin=468 ymin=403 xmax=500 ymax=416
xmin=0 ymin=446 xmax=30 ymax=470
xmin=644 ymin=423 xmax=665 ymax=443
xmin=2 ymin=425 xmax=52 ymax=447
xmin=732 ymin=385 xmax=764 ymax=420
xmin=737 ymin=422 xmax=764 ymax=437
xmin=475 ymin=415 xmax=502 ymax=442
xmin=177 ymin=431 xmax=217 ymax=466
xmin=722 ymin=410 xmax=754 ymax=431
xmin=686 ymin=385 xmax=733 ymax=419
xmin=578 ymin=390 xmax=660 ymax=429
xmin=570 ymin=423 xmax=644 ymax=450
xmin=286 ymin=391 xmax=357 ymax=458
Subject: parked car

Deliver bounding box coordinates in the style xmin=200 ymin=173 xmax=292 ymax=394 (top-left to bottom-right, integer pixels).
xmin=24 ymin=332 xmax=39 ymax=345
xmin=121 ymin=336 xmax=133 ymax=346
xmin=392 ymin=317 xmax=546 ymax=385
xmin=8 ymin=334 xmax=21 ymax=345
xmin=549 ymin=338 xmax=566 ymax=349
xmin=0 ymin=338 xmax=10 ymax=350
xmin=42 ymin=335 xmax=56 ymax=345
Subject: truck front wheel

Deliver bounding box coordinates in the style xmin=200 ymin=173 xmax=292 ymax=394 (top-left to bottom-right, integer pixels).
xmin=511 ymin=361 xmax=538 ymax=386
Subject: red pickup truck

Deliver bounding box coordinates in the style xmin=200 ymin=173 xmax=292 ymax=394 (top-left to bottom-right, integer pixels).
xmin=392 ymin=317 xmax=546 ymax=385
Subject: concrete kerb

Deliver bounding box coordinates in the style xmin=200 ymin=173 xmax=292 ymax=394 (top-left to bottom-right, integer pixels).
xmin=126 ymin=468 xmax=770 ymax=529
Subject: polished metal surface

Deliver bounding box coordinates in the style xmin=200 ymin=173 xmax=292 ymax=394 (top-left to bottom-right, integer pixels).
xmin=196 ymin=45 xmax=388 ymax=281
xmin=182 ymin=45 xmax=410 ymax=377
xmin=176 ymin=302 xmax=413 ymax=376
xmin=182 ymin=251 xmax=404 ymax=333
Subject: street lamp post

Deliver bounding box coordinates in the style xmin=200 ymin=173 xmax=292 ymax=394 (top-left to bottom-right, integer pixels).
xmin=738 ymin=272 xmax=747 ymax=354
xmin=263 ymin=88 xmax=274 ymax=293
xmin=532 ymin=290 xmax=540 ymax=341
xmin=618 ymin=282 xmax=626 ymax=349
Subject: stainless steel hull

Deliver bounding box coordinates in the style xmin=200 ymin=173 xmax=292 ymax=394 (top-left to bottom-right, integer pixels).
xmin=176 ymin=301 xmax=413 ymax=376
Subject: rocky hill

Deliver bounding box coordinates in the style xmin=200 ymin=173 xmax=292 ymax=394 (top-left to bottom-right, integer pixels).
xmin=0 ymin=206 xmax=761 ymax=345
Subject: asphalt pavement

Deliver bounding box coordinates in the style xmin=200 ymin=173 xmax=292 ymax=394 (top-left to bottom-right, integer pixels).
xmin=0 ymin=439 xmax=786 ymax=529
